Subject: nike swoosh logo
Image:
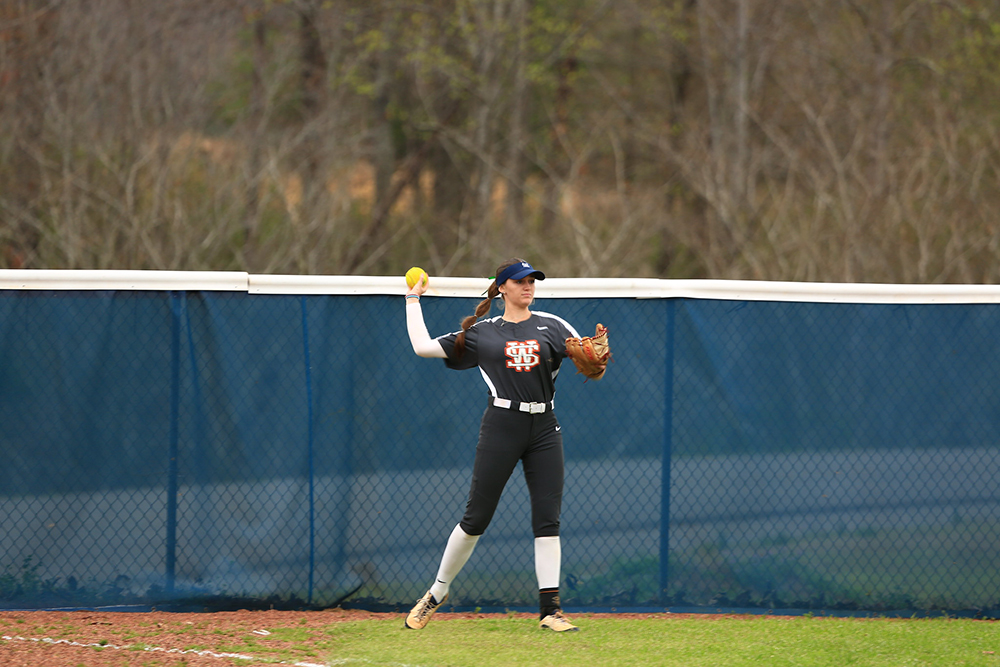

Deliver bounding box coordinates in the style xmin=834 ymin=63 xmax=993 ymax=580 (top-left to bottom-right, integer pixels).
xmin=537 ymin=326 xmax=548 ymax=330
xmin=555 ymin=426 xmax=561 ymax=432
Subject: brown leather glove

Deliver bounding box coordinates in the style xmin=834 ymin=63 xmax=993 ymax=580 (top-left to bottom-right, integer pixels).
xmin=565 ymin=324 xmax=611 ymax=381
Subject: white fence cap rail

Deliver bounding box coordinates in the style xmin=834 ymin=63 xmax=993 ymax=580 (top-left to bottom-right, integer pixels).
xmin=641 ymin=279 xmax=1000 ymax=304
xmin=249 ymin=274 xmax=491 ymax=297
xmin=2 ymin=270 xmax=1000 ymax=303
xmin=250 ymin=275 xmax=1000 ymax=303
xmin=0 ymin=270 xmax=248 ymax=291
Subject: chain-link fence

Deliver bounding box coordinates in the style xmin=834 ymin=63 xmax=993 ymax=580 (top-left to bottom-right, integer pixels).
xmin=1 ymin=281 xmax=998 ymax=614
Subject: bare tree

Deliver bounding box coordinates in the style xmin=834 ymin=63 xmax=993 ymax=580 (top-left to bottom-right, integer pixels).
xmin=2 ymin=0 xmax=999 ymax=281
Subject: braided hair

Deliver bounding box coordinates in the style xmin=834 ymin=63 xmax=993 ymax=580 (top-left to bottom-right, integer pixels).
xmin=452 ymin=258 xmax=525 ymax=357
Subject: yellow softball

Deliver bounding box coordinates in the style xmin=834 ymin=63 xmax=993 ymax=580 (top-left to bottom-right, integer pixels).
xmin=405 ymin=266 xmax=428 ymax=289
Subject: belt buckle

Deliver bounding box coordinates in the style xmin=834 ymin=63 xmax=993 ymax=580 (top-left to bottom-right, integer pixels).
xmin=528 ymin=402 xmax=545 ymax=414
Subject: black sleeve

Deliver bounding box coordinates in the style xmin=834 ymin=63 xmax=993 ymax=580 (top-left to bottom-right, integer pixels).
xmin=540 ymin=316 xmax=577 ymax=361
xmin=437 ymin=326 xmax=480 ymax=371
xmin=553 ymin=321 xmax=575 ymax=360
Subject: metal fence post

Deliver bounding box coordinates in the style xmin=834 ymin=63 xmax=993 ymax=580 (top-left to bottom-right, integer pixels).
xmin=659 ymin=299 xmax=676 ymax=604
xmin=166 ymin=292 xmax=183 ymax=594
xmin=301 ymin=297 xmax=316 ymax=605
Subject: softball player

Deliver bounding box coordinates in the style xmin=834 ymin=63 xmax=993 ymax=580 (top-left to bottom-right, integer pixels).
xmin=403 ymin=258 xmax=596 ymax=633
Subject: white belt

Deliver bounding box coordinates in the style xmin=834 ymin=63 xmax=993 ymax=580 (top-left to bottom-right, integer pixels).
xmin=492 ymin=397 xmax=554 ymax=414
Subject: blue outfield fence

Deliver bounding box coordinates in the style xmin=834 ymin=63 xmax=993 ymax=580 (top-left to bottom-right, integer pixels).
xmin=0 ymin=272 xmax=998 ymax=615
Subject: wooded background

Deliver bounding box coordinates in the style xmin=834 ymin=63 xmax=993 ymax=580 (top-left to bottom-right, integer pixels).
xmin=1 ymin=0 xmax=998 ymax=281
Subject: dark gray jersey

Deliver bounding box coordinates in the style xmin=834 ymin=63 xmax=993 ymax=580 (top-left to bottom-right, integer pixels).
xmin=436 ymin=311 xmax=580 ymax=404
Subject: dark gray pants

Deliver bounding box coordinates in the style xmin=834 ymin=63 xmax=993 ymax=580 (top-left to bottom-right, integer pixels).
xmin=460 ymin=405 xmax=564 ymax=538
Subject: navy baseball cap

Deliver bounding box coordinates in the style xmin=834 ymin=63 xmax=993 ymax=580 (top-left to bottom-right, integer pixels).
xmin=495 ymin=260 xmax=546 ymax=285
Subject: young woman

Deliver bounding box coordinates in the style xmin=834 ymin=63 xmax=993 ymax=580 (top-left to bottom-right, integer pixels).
xmin=403 ymin=258 xmax=605 ymax=633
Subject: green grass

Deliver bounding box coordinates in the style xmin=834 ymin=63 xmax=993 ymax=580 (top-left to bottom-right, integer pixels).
xmin=230 ymin=615 xmax=1000 ymax=667
xmin=5 ymin=610 xmax=998 ymax=666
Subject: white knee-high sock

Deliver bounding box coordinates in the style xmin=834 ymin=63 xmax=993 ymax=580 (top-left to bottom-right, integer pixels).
xmin=429 ymin=524 xmax=480 ymax=601
xmin=534 ymin=536 xmax=561 ymax=590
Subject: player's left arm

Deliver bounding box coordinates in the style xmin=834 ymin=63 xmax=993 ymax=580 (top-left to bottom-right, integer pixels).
xmin=534 ymin=311 xmax=579 ymax=358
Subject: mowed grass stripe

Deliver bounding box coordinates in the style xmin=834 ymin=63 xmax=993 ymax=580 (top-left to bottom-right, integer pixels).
xmin=306 ymin=615 xmax=1000 ymax=667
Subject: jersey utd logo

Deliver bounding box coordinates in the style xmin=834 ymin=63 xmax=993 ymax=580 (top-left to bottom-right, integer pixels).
xmin=505 ymin=339 xmax=541 ymax=372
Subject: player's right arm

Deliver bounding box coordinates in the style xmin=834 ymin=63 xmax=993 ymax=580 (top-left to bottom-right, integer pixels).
xmin=405 ymin=296 xmax=447 ymax=358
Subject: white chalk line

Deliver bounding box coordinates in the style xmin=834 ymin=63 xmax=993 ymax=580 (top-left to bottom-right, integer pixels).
xmin=2 ymin=634 xmax=428 ymax=667
xmin=1 ymin=633 xmax=327 ymax=666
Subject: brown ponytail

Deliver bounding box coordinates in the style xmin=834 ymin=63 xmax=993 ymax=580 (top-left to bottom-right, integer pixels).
xmin=453 ymin=258 xmax=525 ymax=357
